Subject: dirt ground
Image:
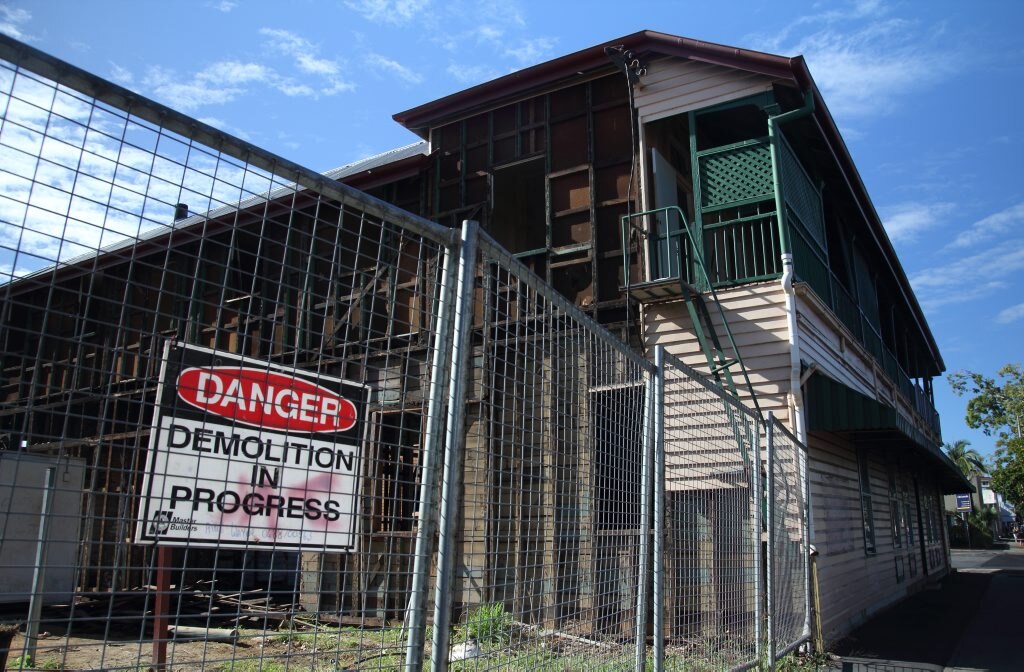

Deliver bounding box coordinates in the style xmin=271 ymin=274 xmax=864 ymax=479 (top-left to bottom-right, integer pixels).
xmin=1 ymin=626 xmax=647 ymax=671
xmin=4 ymin=629 xmax=414 ymax=671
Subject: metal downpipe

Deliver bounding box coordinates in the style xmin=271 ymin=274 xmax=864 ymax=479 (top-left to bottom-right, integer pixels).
xmin=767 ymin=89 xmax=814 ymax=445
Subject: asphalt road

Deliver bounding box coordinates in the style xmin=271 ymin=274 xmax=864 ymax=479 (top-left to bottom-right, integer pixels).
xmin=832 ymin=547 xmax=1024 ymax=671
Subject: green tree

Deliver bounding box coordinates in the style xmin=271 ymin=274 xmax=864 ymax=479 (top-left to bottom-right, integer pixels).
xmin=950 ymin=364 xmax=1024 ymax=514
xmin=948 ymin=363 xmax=1024 ymax=446
xmin=990 ymin=437 xmax=1024 ymax=513
xmin=943 ymin=439 xmax=986 ymax=478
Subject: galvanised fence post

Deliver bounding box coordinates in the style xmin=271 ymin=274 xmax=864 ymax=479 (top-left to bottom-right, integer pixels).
xmin=429 ymin=220 xmax=480 ymax=672
xmin=404 ymin=236 xmax=459 ymax=672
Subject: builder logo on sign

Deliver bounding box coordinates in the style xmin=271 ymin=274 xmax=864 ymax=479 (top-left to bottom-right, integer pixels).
xmin=135 ymin=342 xmax=368 ymax=552
xmin=148 ymin=511 xmax=172 ymax=535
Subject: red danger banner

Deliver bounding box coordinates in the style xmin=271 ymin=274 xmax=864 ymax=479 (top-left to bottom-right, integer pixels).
xmin=135 ymin=342 xmax=367 ymax=551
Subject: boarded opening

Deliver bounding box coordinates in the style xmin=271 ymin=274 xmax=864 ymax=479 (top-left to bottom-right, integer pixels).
xmin=490 ymin=158 xmax=546 ymax=253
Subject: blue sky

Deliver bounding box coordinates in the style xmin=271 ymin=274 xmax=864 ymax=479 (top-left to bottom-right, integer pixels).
xmin=7 ymin=0 xmax=1024 ymax=457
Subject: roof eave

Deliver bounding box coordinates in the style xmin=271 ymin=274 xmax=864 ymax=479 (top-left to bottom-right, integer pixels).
xmin=336 ymin=151 xmax=430 ymax=191
xmin=393 ymin=29 xmax=797 ymax=136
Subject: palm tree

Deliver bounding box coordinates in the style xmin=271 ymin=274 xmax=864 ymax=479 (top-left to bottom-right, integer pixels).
xmin=944 ymin=439 xmax=986 ymax=478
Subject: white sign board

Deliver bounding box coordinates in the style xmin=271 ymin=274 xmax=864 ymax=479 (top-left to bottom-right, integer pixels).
xmin=136 ymin=342 xmax=367 ymax=551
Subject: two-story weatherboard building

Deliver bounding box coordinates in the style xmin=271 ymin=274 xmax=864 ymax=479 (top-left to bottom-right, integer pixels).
xmin=333 ymin=30 xmax=970 ymax=641
xmin=0 ymin=30 xmax=970 ymax=647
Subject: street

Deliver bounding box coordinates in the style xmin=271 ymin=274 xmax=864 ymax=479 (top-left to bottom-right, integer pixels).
xmin=832 ymin=547 xmax=1024 ymax=671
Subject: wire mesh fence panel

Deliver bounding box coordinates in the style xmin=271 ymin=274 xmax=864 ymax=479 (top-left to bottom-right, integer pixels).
xmin=0 ymin=33 xmax=817 ymax=672
xmin=766 ymin=415 xmax=810 ymax=661
xmin=658 ymin=353 xmax=761 ymax=671
xmin=0 ymin=35 xmax=459 ymax=672
xmin=432 ymin=231 xmax=655 ymax=671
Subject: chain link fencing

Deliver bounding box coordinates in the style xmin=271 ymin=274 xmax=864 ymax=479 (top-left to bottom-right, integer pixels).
xmin=0 ymin=34 xmax=809 ymax=671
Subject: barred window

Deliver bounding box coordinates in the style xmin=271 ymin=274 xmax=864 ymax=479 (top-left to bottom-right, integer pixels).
xmin=888 ymin=461 xmax=904 ymax=548
xmin=857 ymin=448 xmax=876 ymax=555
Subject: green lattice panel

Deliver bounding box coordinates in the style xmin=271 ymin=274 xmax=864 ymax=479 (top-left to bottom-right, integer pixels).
xmin=699 ymin=142 xmax=773 ymax=210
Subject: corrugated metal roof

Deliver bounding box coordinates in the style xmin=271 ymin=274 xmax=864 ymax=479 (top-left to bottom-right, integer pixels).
xmin=324 ymin=141 xmax=428 ymax=181
xmin=6 ymin=141 xmax=432 ymax=291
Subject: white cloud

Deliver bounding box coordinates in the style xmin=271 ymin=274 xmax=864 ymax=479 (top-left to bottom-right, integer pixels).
xmin=202 ymin=61 xmax=271 ymax=84
xmin=949 ymin=202 xmax=1024 ymax=250
xmin=142 ymin=65 xmax=246 ymax=110
xmin=476 ymin=25 xmax=503 ymax=43
xmin=345 ymin=0 xmax=430 ymax=24
xmin=366 ymin=53 xmax=423 ymax=85
xmin=754 ymin=4 xmax=959 ymax=120
xmin=446 ymin=62 xmax=501 ymax=85
xmin=197 ymin=116 xmax=251 ymax=141
xmin=880 ymin=201 xmax=955 ymax=244
xmin=482 ymin=0 xmax=525 ymax=27
xmin=800 ymin=25 xmax=953 ymax=118
xmin=212 ymin=0 xmax=237 ymax=11
xmin=0 ymin=71 xmax=286 ymax=280
xmin=260 ymin=28 xmax=338 ymax=76
xmin=996 ymin=302 xmax=1024 ymax=325
xmin=0 ymin=4 xmax=31 ymax=41
xmin=259 ymin=28 xmax=352 ymax=93
xmin=911 ymin=241 xmax=1024 ymax=312
xmin=917 ymin=281 xmax=1008 ymax=312
xmin=141 ymin=45 xmax=353 ymax=111
xmin=429 ymin=1 xmax=554 ymax=84
xmin=109 ymin=62 xmax=133 ymax=85
xmin=296 ymin=53 xmax=340 ymax=77
xmin=912 ymin=243 xmax=1024 ymax=289
xmin=504 ymin=37 xmax=556 ymax=65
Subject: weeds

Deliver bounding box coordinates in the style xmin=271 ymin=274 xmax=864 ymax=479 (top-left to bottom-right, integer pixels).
xmin=771 ymin=650 xmax=835 ymax=671
xmin=460 ymin=602 xmax=513 ymax=645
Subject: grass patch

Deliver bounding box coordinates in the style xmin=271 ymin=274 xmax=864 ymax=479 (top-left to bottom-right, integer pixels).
xmin=460 ymin=602 xmax=513 ymax=645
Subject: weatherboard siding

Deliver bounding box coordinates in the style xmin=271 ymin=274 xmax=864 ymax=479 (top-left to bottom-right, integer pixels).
xmin=643 ymin=280 xmax=951 ymax=642
xmin=643 ymin=282 xmax=792 ymax=421
xmin=810 ymin=432 xmax=894 ymax=640
xmin=795 ymin=289 xmax=878 ymax=399
xmin=634 ymin=58 xmax=775 ymax=124
xmin=809 ymin=431 xmax=948 ymax=643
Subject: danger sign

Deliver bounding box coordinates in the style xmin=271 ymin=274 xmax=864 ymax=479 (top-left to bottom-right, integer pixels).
xmin=135 ymin=342 xmax=367 ymax=551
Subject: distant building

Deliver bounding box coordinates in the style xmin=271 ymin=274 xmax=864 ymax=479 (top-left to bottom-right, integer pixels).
xmin=945 ymin=473 xmax=1017 ymax=537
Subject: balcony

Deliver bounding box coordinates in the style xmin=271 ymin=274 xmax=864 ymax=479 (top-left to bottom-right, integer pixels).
xmin=791 ymin=225 xmax=941 ymax=441
xmin=630 ymin=129 xmax=941 ymax=443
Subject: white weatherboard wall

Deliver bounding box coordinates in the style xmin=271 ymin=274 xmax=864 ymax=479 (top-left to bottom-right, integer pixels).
xmin=634 ymin=58 xmax=776 ymax=125
xmin=0 ymin=452 xmax=85 ymax=603
xmin=643 ymin=280 xmax=951 ymax=643
xmin=643 ymin=282 xmax=793 ymax=420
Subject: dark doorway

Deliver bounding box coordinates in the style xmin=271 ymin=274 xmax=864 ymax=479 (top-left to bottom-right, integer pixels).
xmin=490 ymin=157 xmax=546 ymax=253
